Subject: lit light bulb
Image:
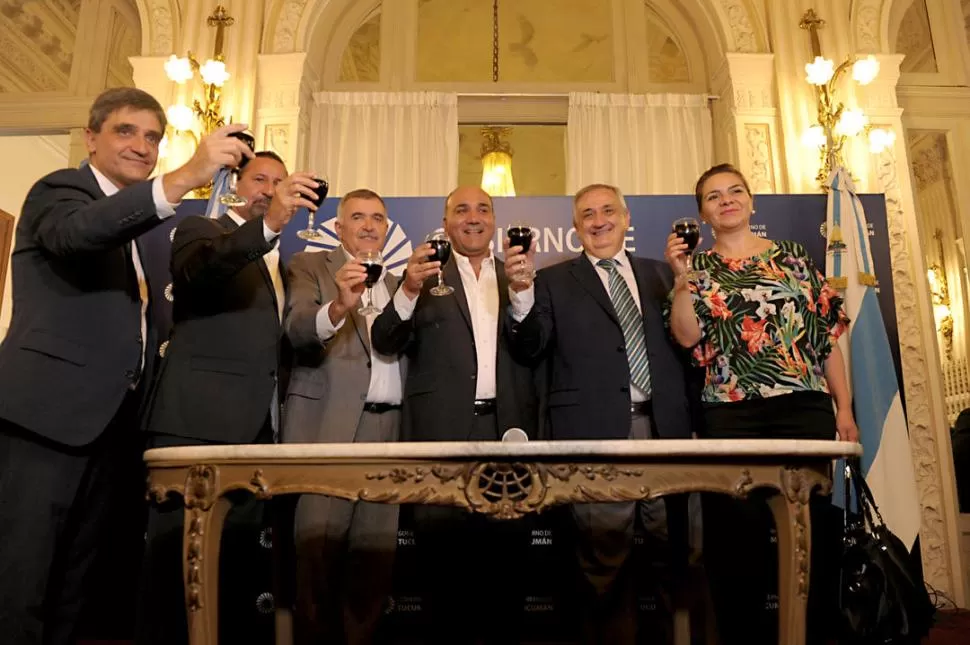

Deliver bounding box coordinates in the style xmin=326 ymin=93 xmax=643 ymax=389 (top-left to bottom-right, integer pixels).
xmin=801 ymin=125 xmax=827 ymax=148
xmin=166 ymin=104 xmax=194 ymax=133
xmin=805 ymin=57 xmax=835 ymax=85
xmin=868 ymin=128 xmax=896 ymax=153
xmin=852 ymin=55 xmax=880 ymax=85
xmin=199 ymin=59 xmax=229 ymax=87
xmin=834 ymin=109 xmax=867 ymax=137
xmin=164 ymin=55 xmax=193 ymax=84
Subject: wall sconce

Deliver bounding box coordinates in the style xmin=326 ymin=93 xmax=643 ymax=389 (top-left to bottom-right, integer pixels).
xmin=799 ymin=9 xmax=896 ymax=185
xmin=481 ymin=126 xmax=516 ymax=197
xmin=927 ymin=228 xmax=954 ymax=361
xmin=158 ymin=5 xmax=236 ymax=190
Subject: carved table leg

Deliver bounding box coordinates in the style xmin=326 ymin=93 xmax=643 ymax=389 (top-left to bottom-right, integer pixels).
xmin=183 ymin=495 xmax=233 ymax=645
xmin=767 ymin=477 xmax=813 ymax=645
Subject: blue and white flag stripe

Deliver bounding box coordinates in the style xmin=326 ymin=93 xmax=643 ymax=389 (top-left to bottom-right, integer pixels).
xmin=826 ymin=167 xmax=920 ymax=549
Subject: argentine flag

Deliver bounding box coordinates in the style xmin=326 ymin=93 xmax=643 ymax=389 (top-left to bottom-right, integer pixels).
xmin=825 ymin=167 xmax=920 ymax=549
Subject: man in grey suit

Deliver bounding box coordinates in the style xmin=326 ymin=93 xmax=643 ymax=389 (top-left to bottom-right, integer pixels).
xmin=283 ymin=188 xmax=404 ymax=645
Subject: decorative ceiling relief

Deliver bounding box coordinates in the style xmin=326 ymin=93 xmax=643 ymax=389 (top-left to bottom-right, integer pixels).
xmin=645 ymin=12 xmax=689 ymax=83
xmin=339 ymin=8 xmax=380 ymax=83
xmin=896 ymin=0 xmax=938 ymax=73
xmin=0 ymin=0 xmax=78 ymax=92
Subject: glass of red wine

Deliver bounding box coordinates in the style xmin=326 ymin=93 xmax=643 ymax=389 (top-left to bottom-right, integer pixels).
xmin=672 ymin=217 xmax=701 ymax=280
xmin=219 ymin=131 xmax=256 ymax=207
xmin=426 ymin=229 xmax=454 ymax=296
xmin=357 ymin=249 xmax=383 ymax=316
xmin=296 ymin=176 xmax=329 ymax=241
xmin=506 ymin=221 xmax=535 ymax=281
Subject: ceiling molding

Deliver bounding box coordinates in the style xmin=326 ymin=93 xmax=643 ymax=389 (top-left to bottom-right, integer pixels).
xmin=0 ymin=93 xmax=94 ymax=131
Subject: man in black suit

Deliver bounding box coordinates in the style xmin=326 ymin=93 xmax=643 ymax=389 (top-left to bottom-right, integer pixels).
xmin=0 ymin=87 xmax=252 ymax=645
xmin=371 ymin=185 xmax=538 ymax=642
xmin=137 ymin=152 xmax=318 ymax=644
xmin=505 ymin=183 xmax=695 ymax=643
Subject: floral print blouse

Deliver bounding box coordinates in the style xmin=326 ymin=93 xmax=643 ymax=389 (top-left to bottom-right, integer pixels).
xmin=665 ymin=240 xmax=850 ymax=404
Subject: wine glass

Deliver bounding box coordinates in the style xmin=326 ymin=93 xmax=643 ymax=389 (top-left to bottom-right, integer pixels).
xmin=296 ymin=176 xmax=329 ymax=241
xmin=506 ymin=220 xmax=535 ymax=281
xmin=219 ymin=131 xmax=256 ymax=207
xmin=357 ymin=250 xmax=384 ymax=316
xmin=426 ymin=229 xmax=454 ymax=297
xmin=672 ymin=217 xmax=701 ymax=280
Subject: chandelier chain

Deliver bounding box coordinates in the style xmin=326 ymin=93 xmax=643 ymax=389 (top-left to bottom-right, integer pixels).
xmin=492 ymin=0 xmax=499 ymax=82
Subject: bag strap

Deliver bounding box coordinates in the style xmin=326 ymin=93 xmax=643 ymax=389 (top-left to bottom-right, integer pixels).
xmin=848 ymin=457 xmax=886 ymax=528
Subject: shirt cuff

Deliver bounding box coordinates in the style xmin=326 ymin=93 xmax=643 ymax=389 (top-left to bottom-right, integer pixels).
xmin=262 ymin=220 xmax=280 ymax=244
xmin=315 ymin=300 xmax=346 ymax=341
xmin=508 ymin=284 xmax=535 ymax=322
xmin=393 ymin=286 xmax=417 ymax=321
xmin=151 ymin=176 xmax=180 ymax=219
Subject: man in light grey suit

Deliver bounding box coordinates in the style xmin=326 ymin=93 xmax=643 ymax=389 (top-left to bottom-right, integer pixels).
xmin=283 ymin=188 xmax=404 ymax=645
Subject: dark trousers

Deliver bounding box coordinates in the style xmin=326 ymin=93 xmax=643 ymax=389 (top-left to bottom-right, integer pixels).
xmin=700 ymin=391 xmax=842 ymax=645
xmin=0 ymin=393 xmax=145 ymax=645
xmin=411 ymin=411 xmax=525 ymax=644
xmin=136 ymin=421 xmax=276 ymax=645
xmin=294 ymin=410 xmax=400 ymax=645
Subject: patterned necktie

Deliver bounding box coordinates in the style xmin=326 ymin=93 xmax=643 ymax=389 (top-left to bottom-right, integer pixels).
xmin=597 ymin=259 xmax=651 ymax=396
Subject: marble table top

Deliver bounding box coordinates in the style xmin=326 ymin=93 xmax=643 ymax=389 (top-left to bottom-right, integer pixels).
xmin=145 ymin=439 xmax=862 ymax=464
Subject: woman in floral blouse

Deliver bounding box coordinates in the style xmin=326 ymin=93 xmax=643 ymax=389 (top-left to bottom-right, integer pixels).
xmin=664 ymin=163 xmax=858 ymax=645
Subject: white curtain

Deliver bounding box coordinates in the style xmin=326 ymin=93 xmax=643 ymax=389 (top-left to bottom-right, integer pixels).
xmin=566 ymin=92 xmax=713 ymax=195
xmin=310 ymin=92 xmax=458 ymax=197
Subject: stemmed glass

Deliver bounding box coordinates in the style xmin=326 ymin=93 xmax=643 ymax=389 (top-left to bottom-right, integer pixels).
xmin=506 ymin=220 xmax=535 ymax=281
xmin=672 ymin=217 xmax=701 ymax=281
xmin=296 ymin=176 xmax=329 ymax=241
xmin=357 ymin=250 xmax=384 ymax=316
xmin=219 ymin=131 xmax=256 ymax=207
xmin=426 ymin=229 xmax=454 ymax=296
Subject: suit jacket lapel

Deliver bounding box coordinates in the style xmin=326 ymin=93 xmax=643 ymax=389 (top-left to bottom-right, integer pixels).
xmin=569 ymin=255 xmax=619 ymax=325
xmin=629 ymin=254 xmax=662 ymax=356
xmin=327 ymin=249 xmax=371 ymax=355
xmin=222 ymin=214 xmax=282 ymax=325
xmin=445 ymin=259 xmax=473 ymax=332
xmin=495 ymin=258 xmax=510 ymax=339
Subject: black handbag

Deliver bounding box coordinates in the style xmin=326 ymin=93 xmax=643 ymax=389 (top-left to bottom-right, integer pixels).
xmin=839 ymin=458 xmax=935 ymax=644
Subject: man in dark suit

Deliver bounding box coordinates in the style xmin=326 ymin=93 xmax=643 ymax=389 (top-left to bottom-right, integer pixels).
xmin=505 ymin=183 xmax=695 ymax=643
xmin=371 ymin=185 xmax=538 ymax=642
xmin=137 ymin=152 xmax=319 ymax=645
xmin=283 ymin=188 xmax=405 ymax=645
xmin=0 ymin=87 xmax=252 ymax=645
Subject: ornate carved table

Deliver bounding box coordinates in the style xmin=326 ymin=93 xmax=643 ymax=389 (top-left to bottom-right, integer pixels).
xmin=144 ymin=438 xmax=862 ymax=645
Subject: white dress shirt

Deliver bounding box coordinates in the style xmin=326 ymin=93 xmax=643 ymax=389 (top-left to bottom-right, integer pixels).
xmin=226 ymin=210 xmax=285 ymax=320
xmin=89 ymin=165 xmax=178 ymax=384
xmin=315 ymin=247 xmax=403 ymax=405
xmin=508 ymin=249 xmax=648 ymax=402
xmin=393 ymin=252 xmax=499 ymax=400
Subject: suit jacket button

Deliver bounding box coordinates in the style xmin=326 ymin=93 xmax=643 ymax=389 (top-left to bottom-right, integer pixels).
xmin=470 ymin=375 xmax=476 ymax=380
xmin=269 ymin=370 xmax=276 ymax=377
xmin=366 ymin=360 xmax=372 ymax=368
xmin=616 ymin=346 xmax=624 ymax=353
xmin=125 ymin=369 xmax=135 ymax=379
xmin=620 ymin=386 xmax=629 ymax=393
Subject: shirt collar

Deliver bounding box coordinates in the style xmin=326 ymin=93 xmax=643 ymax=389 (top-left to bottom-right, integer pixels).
xmin=586 ymin=248 xmax=627 ymax=269
xmin=226 ymin=209 xmax=246 ymax=228
xmin=89 ymin=164 xmax=120 ymax=197
xmin=455 ymin=251 xmax=494 ymax=270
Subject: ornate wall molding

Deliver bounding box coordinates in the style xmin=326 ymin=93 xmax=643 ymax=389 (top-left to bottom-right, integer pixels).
xmin=144 ymin=0 xmax=174 ymax=55
xmin=875 ymin=147 xmax=955 ymax=596
xmin=854 ymin=0 xmax=888 ymax=53
xmin=744 ymin=124 xmax=776 ymax=193
xmin=909 ymin=135 xmax=947 ymax=191
xmin=718 ymin=0 xmax=760 ymax=53
xmin=271 ymin=0 xmax=310 ymax=54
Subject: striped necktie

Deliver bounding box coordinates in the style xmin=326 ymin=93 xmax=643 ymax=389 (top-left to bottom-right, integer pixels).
xmin=597 ymin=259 xmax=651 ymax=396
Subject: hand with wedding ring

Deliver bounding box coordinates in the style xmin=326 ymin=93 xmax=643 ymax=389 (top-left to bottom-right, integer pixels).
xmin=264 ymin=172 xmax=319 ymax=233
xmin=503 ymin=236 xmax=537 ymax=292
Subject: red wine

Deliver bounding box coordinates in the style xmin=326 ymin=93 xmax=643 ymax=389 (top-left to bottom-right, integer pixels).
xmin=362 ymin=261 xmax=382 ymax=288
xmin=228 ymin=131 xmax=256 ymax=169
xmin=428 ymin=239 xmax=452 ymax=266
xmin=673 ymin=222 xmax=700 ymax=252
xmin=310 ymin=178 xmax=330 ymax=210
xmin=507 ymin=226 xmax=533 ymax=252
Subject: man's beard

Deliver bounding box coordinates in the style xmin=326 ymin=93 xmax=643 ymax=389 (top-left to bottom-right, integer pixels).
xmin=248 ymin=199 xmax=270 ymax=218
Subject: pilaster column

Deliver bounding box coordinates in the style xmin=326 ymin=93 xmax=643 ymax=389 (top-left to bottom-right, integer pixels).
xmin=255 ymin=52 xmax=316 ymax=171
xmin=856 ymin=54 xmax=969 ymax=606
xmin=711 ymin=54 xmax=784 ymax=194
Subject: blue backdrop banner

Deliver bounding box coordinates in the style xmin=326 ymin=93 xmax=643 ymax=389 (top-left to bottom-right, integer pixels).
xmin=141 ymin=193 xmax=900 ymax=392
